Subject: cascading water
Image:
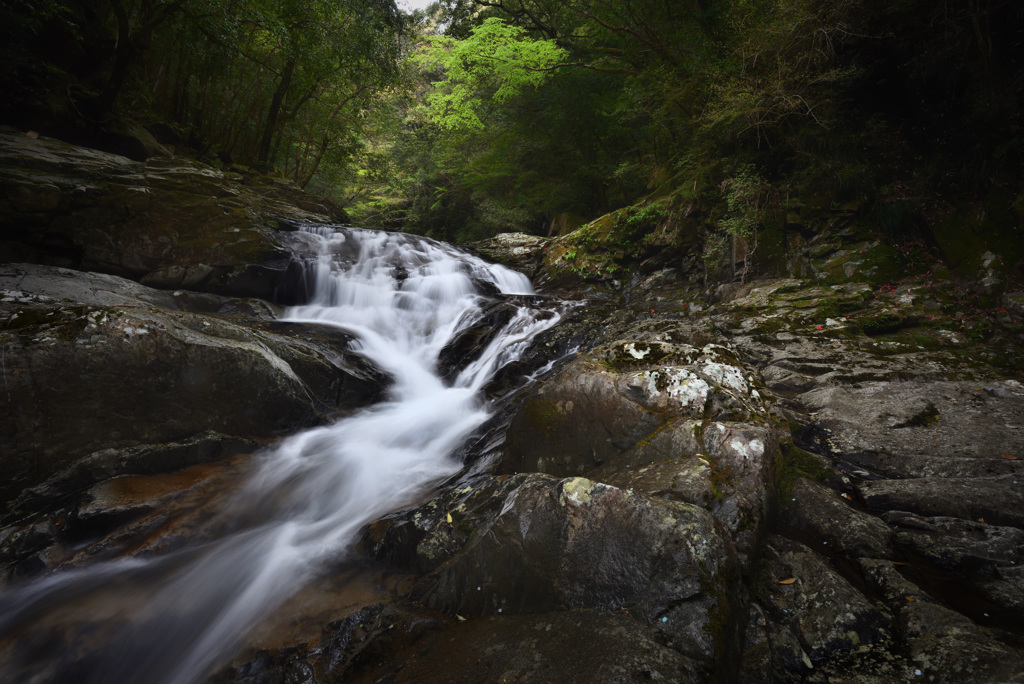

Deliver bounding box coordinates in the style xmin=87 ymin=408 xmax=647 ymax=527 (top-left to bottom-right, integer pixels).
xmin=0 ymin=226 xmax=565 ymax=683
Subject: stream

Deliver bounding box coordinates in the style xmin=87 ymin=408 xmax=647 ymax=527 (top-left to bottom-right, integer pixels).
xmin=0 ymin=226 xmax=565 ymax=683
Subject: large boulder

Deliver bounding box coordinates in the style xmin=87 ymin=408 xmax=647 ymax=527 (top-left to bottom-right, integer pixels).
xmin=0 ymin=263 xmax=384 ymax=505
xmin=367 ymin=473 xmax=741 ymax=679
xmin=0 ymin=131 xmax=346 ymax=301
xmin=465 ymin=233 xmax=550 ymax=278
xmin=501 ymin=336 xmax=779 ymax=563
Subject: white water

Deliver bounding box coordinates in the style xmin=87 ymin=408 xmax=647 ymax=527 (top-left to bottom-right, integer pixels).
xmin=0 ymin=226 xmax=563 ymax=683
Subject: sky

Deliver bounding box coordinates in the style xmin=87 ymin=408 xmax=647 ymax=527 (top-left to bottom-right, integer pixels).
xmin=397 ymin=0 xmax=435 ymax=12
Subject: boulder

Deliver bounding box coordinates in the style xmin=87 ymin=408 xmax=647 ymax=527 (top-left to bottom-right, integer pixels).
xmin=501 ymin=336 xmax=778 ymax=562
xmin=0 ymin=263 xmax=384 ymax=504
xmin=781 ymin=478 xmax=894 ymax=559
xmin=465 ymin=233 xmax=550 ymax=278
xmin=0 ymin=132 xmax=346 ymax=300
xmin=755 ymin=537 xmax=892 ymax=668
xmin=368 ymin=473 xmax=741 ymax=677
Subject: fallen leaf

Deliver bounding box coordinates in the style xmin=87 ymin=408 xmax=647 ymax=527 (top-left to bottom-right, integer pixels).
xmin=1002 ymin=454 xmax=1019 ymax=460
xmin=905 ymin=596 xmax=916 ymax=602
xmin=456 ymin=614 xmax=466 ymax=621
xmin=446 ymin=512 xmax=453 ymax=523
xmin=777 ymin=577 xmax=797 ymax=585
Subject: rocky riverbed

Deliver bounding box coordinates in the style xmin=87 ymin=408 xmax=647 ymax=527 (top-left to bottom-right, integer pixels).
xmin=2 ymin=131 xmax=1024 ymax=682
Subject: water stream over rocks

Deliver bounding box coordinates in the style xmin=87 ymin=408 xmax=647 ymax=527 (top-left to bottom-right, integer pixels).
xmin=0 ymin=226 xmax=565 ymax=683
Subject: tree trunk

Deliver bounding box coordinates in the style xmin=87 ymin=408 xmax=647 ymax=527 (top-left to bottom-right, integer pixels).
xmin=257 ymin=58 xmax=295 ymax=163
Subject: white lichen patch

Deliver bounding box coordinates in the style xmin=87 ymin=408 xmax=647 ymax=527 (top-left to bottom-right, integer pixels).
xmin=1 ymin=289 xmax=51 ymax=304
xmin=623 ymin=342 xmax=651 ymax=359
xmin=728 ymin=437 xmax=765 ymax=463
xmin=631 ymin=367 xmax=711 ymax=413
xmin=700 ymin=362 xmax=748 ymax=394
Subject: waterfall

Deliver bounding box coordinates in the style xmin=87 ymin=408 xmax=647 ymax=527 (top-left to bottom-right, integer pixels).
xmin=0 ymin=226 xmax=564 ymax=683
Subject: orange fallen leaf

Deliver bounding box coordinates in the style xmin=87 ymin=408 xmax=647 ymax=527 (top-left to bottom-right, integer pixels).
xmin=905 ymin=596 xmax=916 ymax=602
xmin=777 ymin=577 xmax=797 ymax=585
xmin=1001 ymin=454 xmax=1019 ymax=460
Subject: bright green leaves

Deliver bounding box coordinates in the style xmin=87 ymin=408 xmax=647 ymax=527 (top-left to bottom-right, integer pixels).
xmin=418 ymin=17 xmax=567 ymax=130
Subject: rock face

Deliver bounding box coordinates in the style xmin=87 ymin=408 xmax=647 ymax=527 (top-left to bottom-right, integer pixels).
xmin=465 ymin=232 xmax=548 ymax=278
xmin=366 ymin=473 xmax=741 ymax=679
xmin=502 ymin=338 xmax=778 ymax=564
xmin=0 ymin=263 xmax=384 ymax=507
xmin=0 ymin=132 xmax=346 ymax=301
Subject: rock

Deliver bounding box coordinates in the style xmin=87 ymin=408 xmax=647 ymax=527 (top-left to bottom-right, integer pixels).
xmin=799 ymin=380 xmax=1024 ymax=479
xmin=755 ymin=537 xmax=891 ymax=667
xmin=346 ymin=609 xmax=703 ymax=683
xmin=466 ymin=232 xmax=551 ymax=277
xmin=736 ymin=604 xmax=773 ymax=683
xmin=500 ymin=335 xmax=777 ymax=561
xmin=503 ymin=339 xmax=768 ymax=476
xmin=782 ymin=478 xmax=894 ymax=559
xmin=3 ymin=431 xmax=256 ymax=525
xmin=0 ymin=132 xmax=346 ymax=300
xmin=859 ymin=558 xmax=1024 ymax=682
xmin=0 ymin=264 xmax=384 ymax=504
xmin=860 ymin=475 xmax=1024 ymax=527
xmin=371 ymin=473 xmax=741 ymax=675
xmin=883 ymin=511 xmax=1024 ymax=574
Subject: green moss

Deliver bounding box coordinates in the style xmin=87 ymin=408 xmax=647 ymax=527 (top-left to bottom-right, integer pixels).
xmin=522 ymin=399 xmax=566 ymax=436
xmin=775 ymin=442 xmax=831 ymax=500
xmin=707 ymin=458 xmax=735 ymax=500
xmin=859 ymin=310 xmax=909 ymax=335
xmin=895 ymin=402 xmax=940 ymax=428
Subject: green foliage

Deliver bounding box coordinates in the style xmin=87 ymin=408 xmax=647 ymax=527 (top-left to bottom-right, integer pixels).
xmin=418 ymin=18 xmax=566 ymax=131
xmin=419 ymin=16 xmax=569 ymax=132
xmin=720 ymin=164 xmax=769 ymax=241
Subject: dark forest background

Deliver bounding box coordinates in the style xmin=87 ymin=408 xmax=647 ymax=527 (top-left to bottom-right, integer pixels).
xmin=2 ymin=0 xmax=1022 ymax=278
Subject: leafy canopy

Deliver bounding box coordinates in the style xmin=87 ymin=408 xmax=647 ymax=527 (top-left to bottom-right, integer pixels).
xmin=418 ymin=17 xmax=566 ymax=130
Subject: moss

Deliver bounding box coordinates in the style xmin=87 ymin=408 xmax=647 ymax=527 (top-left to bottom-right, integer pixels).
xmin=859 ymin=310 xmax=910 ymax=335
xmin=775 ymin=442 xmax=831 ymax=500
xmin=751 ymin=318 xmax=785 ymax=335
xmin=522 ymin=399 xmax=566 ymax=436
xmin=707 ymin=458 xmax=735 ymax=500
xmin=895 ymin=402 xmax=940 ymax=428
xmin=817 ymin=296 xmax=841 ymax=319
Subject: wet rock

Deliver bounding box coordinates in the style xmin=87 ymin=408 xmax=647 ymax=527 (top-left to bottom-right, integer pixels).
xmin=782 ymin=478 xmax=894 ymax=559
xmin=373 ymin=473 xmax=740 ymax=673
xmin=859 ymin=558 xmax=1024 ymax=682
xmin=0 ymin=264 xmax=383 ymax=504
xmin=465 ymin=232 xmax=550 ymax=278
xmin=346 ymin=609 xmax=702 ymax=684
xmin=0 ymin=132 xmax=346 ymax=300
xmin=436 ymin=299 xmax=518 ymax=382
xmin=755 ymin=537 xmax=891 ymax=667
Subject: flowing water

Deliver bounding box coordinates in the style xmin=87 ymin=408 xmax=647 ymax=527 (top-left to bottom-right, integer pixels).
xmin=0 ymin=226 xmax=565 ymax=683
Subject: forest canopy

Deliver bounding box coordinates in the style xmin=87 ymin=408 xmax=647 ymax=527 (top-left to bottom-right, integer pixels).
xmin=2 ymin=0 xmax=1022 ymax=254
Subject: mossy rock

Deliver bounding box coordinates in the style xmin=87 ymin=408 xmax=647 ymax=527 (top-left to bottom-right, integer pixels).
xmin=816 ymin=242 xmax=906 ymax=287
